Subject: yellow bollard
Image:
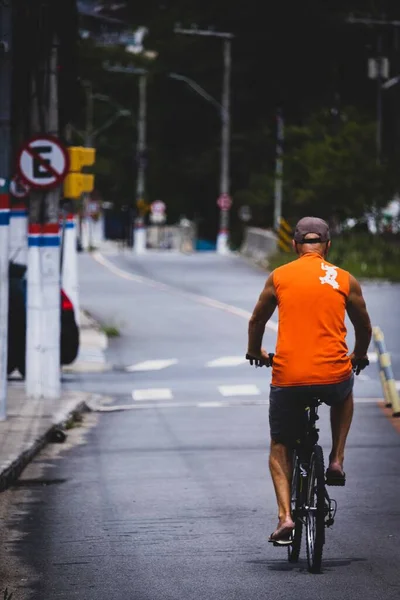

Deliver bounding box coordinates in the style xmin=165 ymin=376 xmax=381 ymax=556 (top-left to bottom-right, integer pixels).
xmin=379 ymin=371 xmax=391 ymax=408
xmin=373 ymin=326 xmax=400 ymax=417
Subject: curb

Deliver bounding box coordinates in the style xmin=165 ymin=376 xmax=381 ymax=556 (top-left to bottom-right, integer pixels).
xmin=0 ymin=395 xmax=94 ymax=493
xmin=63 ymin=309 xmax=110 ymax=374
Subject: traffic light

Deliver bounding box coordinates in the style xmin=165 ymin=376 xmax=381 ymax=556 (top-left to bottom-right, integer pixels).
xmin=63 ymin=147 xmax=96 ymax=199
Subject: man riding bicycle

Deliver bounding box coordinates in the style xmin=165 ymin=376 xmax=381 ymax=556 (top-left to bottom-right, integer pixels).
xmin=246 ymin=217 xmax=372 ymax=546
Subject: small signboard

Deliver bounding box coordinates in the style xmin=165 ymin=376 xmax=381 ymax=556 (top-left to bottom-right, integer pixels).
xmin=151 ymin=200 xmax=166 ymax=215
xmin=217 ymin=193 xmax=232 ymax=211
xmin=16 ymin=135 xmax=70 ymax=190
xmin=10 ymin=175 xmax=30 ymax=199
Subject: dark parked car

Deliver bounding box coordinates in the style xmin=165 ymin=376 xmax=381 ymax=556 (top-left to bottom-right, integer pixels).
xmin=7 ymin=262 xmax=80 ymax=378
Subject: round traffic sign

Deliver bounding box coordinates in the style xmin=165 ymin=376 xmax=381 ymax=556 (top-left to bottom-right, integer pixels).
xmin=16 ymin=135 xmax=70 ymax=190
xmin=217 ymin=193 xmax=232 ymax=211
xmin=10 ymin=175 xmax=30 ymax=199
xmin=151 ymin=200 xmax=166 ymax=214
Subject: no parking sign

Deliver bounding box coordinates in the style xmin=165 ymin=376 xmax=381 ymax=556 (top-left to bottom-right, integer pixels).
xmin=16 ymin=135 xmax=70 ymax=191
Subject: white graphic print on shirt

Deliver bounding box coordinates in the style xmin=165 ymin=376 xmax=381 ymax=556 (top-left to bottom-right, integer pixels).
xmin=319 ymin=262 xmax=339 ymax=290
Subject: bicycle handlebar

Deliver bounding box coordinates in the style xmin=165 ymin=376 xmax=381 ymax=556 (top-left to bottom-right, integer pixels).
xmin=245 ymin=353 xmax=369 ymax=375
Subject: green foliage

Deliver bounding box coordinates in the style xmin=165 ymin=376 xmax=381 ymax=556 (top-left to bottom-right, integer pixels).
xmin=283 ymin=109 xmax=397 ymax=221
xmin=268 ymin=234 xmax=400 ymax=281
xmin=76 ymin=3 xmax=400 ymax=239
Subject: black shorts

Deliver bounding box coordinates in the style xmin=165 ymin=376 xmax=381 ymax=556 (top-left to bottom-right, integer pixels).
xmin=269 ymin=375 xmax=354 ymax=445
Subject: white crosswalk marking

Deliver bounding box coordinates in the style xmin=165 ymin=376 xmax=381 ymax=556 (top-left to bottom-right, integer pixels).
xmin=132 ymin=388 xmax=173 ymax=401
xmin=126 ymin=359 xmax=178 ymax=372
xmin=218 ymin=384 xmax=261 ymax=397
xmin=206 ymin=356 xmax=248 ymax=367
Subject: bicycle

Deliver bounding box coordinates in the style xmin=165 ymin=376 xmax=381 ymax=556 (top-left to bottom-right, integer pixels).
xmin=246 ymin=352 xmax=368 ymax=573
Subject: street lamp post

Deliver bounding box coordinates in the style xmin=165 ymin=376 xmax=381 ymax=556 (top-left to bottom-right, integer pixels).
xmin=76 ymin=81 xmax=131 ymax=249
xmin=103 ymin=62 xmax=149 ymax=254
xmin=174 ymin=26 xmax=234 ymax=254
xmin=135 ymin=72 xmax=147 ymax=253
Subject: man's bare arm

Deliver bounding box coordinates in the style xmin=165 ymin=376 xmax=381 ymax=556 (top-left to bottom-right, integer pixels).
xmin=247 ymin=273 xmax=277 ymax=357
xmin=346 ymin=274 xmax=372 ymax=358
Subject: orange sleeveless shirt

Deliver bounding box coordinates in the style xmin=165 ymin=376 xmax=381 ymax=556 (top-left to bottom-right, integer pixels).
xmin=271 ymin=253 xmax=352 ymax=387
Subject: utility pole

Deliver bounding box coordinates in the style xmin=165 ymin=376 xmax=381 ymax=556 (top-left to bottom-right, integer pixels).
xmin=134 ymin=73 xmax=147 ymax=253
xmin=346 ymin=14 xmax=400 ymax=162
xmin=81 ymin=81 xmax=94 ymax=251
xmin=26 ymin=36 xmax=61 ymax=400
xmin=0 ymin=0 xmax=12 ymax=420
xmin=103 ymin=62 xmax=149 ymax=254
xmin=42 ymin=37 xmax=61 ymax=400
xmin=273 ymin=107 xmax=284 ymax=231
xmin=174 ymin=26 xmax=234 ymax=254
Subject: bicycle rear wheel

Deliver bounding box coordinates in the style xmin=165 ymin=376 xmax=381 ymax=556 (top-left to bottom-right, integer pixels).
xmin=288 ymin=450 xmax=303 ymax=563
xmin=305 ymin=445 xmax=325 ymax=573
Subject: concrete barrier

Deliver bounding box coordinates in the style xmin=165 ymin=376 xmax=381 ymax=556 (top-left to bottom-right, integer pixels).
xmin=146 ymin=224 xmax=196 ymax=253
xmin=373 ymin=326 xmax=400 ymax=417
xmin=240 ymin=227 xmax=278 ymax=263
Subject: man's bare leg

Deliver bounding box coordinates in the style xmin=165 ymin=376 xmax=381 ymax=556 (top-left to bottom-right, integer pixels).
xmin=329 ymin=392 xmax=354 ymax=473
xmin=269 ymin=440 xmax=294 ymax=539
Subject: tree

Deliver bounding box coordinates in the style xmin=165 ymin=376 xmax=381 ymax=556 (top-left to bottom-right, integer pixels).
xmin=282 ymin=108 xmax=397 ymax=222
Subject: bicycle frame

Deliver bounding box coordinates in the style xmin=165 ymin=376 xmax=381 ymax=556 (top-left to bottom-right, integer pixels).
xmin=293 ymin=401 xmax=337 ymax=536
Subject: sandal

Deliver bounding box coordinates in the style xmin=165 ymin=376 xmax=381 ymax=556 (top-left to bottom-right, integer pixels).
xmin=268 ymin=528 xmax=293 ymax=546
xmin=325 ymin=468 xmax=346 ymax=486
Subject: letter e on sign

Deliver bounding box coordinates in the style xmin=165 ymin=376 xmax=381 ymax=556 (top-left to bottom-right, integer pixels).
xmin=16 ymin=135 xmax=70 ymax=190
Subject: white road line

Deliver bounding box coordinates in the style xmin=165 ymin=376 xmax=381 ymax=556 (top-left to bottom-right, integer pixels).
xmin=93 ymin=397 xmax=383 ymax=412
xmin=92 ymin=251 xmax=278 ymax=333
xmin=206 ymin=356 xmax=248 ymax=368
xmin=218 ymin=384 xmax=261 ymax=397
xmin=126 ymin=359 xmax=178 ymax=372
xmin=99 ymin=402 xmax=182 ymax=411
xmin=132 ymin=388 xmax=173 ymax=401
xmin=368 ymin=352 xmax=378 ymax=363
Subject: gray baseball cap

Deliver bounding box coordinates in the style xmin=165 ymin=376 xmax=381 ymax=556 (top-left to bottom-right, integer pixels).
xmin=293 ymin=217 xmax=330 ymax=243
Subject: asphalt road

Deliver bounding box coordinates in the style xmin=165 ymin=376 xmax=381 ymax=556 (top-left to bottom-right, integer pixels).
xmin=2 ymin=250 xmax=400 ymax=599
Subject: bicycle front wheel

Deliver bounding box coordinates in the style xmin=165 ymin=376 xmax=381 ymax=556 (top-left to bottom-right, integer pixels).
xmin=305 ymin=445 xmax=325 ymax=573
xmin=288 ymin=450 xmax=303 ymax=563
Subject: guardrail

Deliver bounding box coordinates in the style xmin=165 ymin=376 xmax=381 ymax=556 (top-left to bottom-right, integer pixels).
xmin=240 ymin=227 xmax=278 ymax=263
xmin=372 ymin=326 xmax=400 ymax=417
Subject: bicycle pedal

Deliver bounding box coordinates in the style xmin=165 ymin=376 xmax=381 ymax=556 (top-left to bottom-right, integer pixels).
xmin=325 ymin=518 xmax=335 ymax=528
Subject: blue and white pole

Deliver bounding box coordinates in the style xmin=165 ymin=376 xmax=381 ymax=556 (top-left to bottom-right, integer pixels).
xmin=26 ymin=222 xmax=61 ymax=399
xmin=62 ymin=213 xmax=80 ymax=325
xmin=0 ymin=181 xmax=10 ymax=421
xmin=9 ymin=202 xmax=28 ymax=264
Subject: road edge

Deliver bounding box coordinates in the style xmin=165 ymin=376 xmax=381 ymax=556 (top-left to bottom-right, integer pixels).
xmin=0 ymin=394 xmax=94 ymax=493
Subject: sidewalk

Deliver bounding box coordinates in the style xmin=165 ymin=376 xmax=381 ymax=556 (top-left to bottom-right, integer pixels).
xmin=0 ymin=309 xmax=109 ymax=492
xmin=63 ymin=310 xmax=110 ymax=373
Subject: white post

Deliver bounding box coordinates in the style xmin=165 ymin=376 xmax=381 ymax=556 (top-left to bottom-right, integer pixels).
xmin=26 ymin=224 xmax=43 ymax=397
xmin=41 ymin=37 xmax=61 ymax=400
xmin=9 ymin=202 xmax=28 ymax=264
xmin=62 ymin=213 xmax=80 ymax=325
xmin=216 ymin=38 xmax=232 ymax=255
xmin=41 ymin=221 xmax=61 ymax=399
xmin=0 ymin=0 xmax=12 ymax=421
xmin=26 ymin=37 xmax=61 ymax=400
xmin=0 ymin=188 xmax=10 ymax=422
xmin=133 ymin=74 xmax=147 ymax=255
